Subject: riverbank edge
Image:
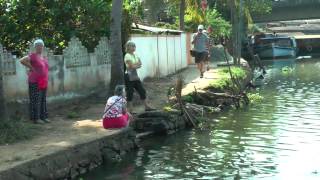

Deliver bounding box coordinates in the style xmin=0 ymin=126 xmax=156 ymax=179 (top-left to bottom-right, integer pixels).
xmin=0 ymin=128 xmax=138 ymax=180
xmin=0 ymin=64 xmax=252 ymax=180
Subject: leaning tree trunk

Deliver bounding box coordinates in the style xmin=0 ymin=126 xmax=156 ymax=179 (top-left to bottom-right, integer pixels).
xmin=0 ymin=46 xmax=8 ymax=121
xmin=179 ymin=0 xmax=186 ymax=30
xmin=110 ymin=0 xmax=124 ymax=94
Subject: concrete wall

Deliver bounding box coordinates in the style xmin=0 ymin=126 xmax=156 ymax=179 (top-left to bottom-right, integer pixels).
xmin=131 ymin=33 xmax=189 ymax=80
xmin=0 ymin=34 xmax=189 ymax=103
xmin=1 ymin=37 xmax=111 ymax=102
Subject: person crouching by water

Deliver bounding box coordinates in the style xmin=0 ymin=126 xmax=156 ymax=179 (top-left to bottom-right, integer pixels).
xmin=20 ymin=39 xmax=49 ymax=124
xmin=102 ymin=85 xmax=132 ymax=129
xmin=124 ymin=41 xmax=154 ymax=112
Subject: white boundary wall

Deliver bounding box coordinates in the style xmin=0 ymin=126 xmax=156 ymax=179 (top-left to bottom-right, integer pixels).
xmin=0 ymin=33 xmax=189 ymax=102
xmin=131 ymin=33 xmax=188 ymax=80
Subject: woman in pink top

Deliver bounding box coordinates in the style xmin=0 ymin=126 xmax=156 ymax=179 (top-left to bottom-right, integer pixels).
xmin=20 ymin=39 xmax=49 ymax=124
xmin=102 ymin=85 xmax=132 ymax=129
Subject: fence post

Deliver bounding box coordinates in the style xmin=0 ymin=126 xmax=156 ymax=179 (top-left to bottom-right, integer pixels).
xmin=0 ymin=43 xmax=8 ymax=121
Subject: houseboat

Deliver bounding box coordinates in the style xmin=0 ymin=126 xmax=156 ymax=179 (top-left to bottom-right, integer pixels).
xmin=254 ymin=36 xmax=297 ymax=59
xmin=294 ymin=35 xmax=320 ymax=57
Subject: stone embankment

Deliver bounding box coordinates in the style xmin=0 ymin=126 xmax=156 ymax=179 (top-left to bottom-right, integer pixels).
xmin=0 ymin=128 xmax=137 ymax=180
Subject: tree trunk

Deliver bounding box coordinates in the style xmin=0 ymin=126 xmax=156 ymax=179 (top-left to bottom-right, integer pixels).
xmin=229 ymin=0 xmax=242 ymax=65
xmin=0 ymin=47 xmax=8 ymax=121
xmin=110 ymin=0 xmax=124 ymax=94
xmin=179 ymin=0 xmax=186 ymax=30
xmin=229 ymin=0 xmax=236 ymax=58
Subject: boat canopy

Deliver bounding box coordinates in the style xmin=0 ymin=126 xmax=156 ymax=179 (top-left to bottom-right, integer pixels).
xmin=294 ymin=35 xmax=320 ymax=39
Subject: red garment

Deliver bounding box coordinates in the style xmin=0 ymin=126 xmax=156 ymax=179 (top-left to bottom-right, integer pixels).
xmin=103 ymin=113 xmax=129 ymax=129
xmin=28 ymin=53 xmax=49 ymax=90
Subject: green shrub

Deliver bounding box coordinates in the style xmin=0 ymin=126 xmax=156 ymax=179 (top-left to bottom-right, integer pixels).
xmin=209 ymin=77 xmax=231 ymax=90
xmin=181 ymin=95 xmax=194 ymax=103
xmin=218 ymin=67 xmax=247 ymax=80
xmin=67 ymin=111 xmax=80 ymax=119
xmin=247 ymin=93 xmax=264 ymax=104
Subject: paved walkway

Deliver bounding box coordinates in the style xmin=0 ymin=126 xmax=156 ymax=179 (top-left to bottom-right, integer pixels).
xmin=0 ymin=63 xmax=221 ymax=173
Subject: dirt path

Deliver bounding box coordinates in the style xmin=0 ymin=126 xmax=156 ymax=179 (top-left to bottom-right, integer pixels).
xmin=0 ymin=63 xmax=221 ymax=172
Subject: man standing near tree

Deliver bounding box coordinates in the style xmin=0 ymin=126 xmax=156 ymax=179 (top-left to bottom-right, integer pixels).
xmin=192 ymin=24 xmax=209 ymax=78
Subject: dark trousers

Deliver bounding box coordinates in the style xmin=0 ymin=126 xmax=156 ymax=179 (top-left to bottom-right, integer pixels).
xmin=125 ymin=75 xmax=146 ymax=102
xmin=29 ymin=83 xmax=48 ymax=122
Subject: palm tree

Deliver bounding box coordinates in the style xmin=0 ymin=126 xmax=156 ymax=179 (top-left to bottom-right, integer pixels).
xmin=110 ymin=0 xmax=124 ymax=93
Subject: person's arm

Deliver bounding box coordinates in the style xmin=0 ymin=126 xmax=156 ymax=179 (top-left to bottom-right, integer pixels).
xmin=125 ymin=60 xmax=141 ymax=70
xmin=205 ymin=36 xmax=210 ymax=52
xmin=122 ymin=99 xmax=127 ymax=114
xmin=19 ymin=56 xmax=33 ymax=70
xmin=125 ymin=54 xmax=141 ymax=70
xmin=191 ymin=33 xmax=198 ymax=44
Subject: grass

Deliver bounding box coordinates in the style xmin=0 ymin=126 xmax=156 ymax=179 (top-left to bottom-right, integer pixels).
xmin=208 ymin=66 xmax=247 ymax=91
xmin=67 ymin=111 xmax=80 ymax=119
xmin=0 ymin=119 xmax=40 ymax=145
xmin=218 ymin=67 xmax=247 ymax=80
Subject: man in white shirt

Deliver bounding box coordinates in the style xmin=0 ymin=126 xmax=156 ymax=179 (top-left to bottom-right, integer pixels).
xmin=192 ymin=24 xmax=209 ymax=78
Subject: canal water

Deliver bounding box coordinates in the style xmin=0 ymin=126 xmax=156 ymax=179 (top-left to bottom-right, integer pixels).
xmin=82 ymin=59 xmax=320 ymax=180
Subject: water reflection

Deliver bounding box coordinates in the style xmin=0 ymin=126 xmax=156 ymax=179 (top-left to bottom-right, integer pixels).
xmin=83 ymin=59 xmax=320 ymax=180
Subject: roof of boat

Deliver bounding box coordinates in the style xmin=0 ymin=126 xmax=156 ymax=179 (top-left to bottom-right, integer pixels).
xmin=294 ymin=35 xmax=320 ymax=39
xmin=260 ymin=36 xmax=292 ymax=40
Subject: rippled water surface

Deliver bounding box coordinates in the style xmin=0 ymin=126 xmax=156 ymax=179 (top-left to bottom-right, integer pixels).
xmin=83 ymin=59 xmax=320 ymax=180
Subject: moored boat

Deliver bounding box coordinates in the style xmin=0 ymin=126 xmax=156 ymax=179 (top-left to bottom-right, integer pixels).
xmin=254 ymin=36 xmax=297 ymax=59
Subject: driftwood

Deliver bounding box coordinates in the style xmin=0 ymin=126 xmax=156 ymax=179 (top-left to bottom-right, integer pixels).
xmin=186 ymin=103 xmax=221 ymax=113
xmin=176 ymin=76 xmax=197 ymax=127
xmin=192 ymin=89 xmax=249 ymax=109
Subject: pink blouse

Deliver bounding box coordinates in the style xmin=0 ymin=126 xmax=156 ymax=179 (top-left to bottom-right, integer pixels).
xmin=28 ymin=53 xmax=49 ymax=90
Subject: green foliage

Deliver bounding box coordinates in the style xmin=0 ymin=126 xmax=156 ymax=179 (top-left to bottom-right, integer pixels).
xmin=0 ymin=119 xmax=39 ymax=144
xmin=219 ymin=67 xmax=247 ymax=80
xmin=209 ymin=67 xmax=247 ymax=91
xmin=244 ymin=0 xmax=272 ymax=15
xmin=181 ymin=95 xmax=194 ymax=103
xmin=163 ymin=105 xmax=178 ymax=112
xmin=67 ymin=111 xmax=80 ymax=119
xmin=205 ymin=9 xmax=231 ymax=38
xmin=124 ymin=0 xmax=144 ymax=20
xmin=154 ymin=22 xmax=179 ymax=30
xmin=209 ymin=76 xmax=232 ymax=90
xmin=247 ymin=93 xmax=264 ymax=104
xmin=184 ymin=0 xmax=204 ymax=31
xmin=0 ymin=0 xmax=114 ymax=54
xmin=281 ymin=66 xmax=294 ymax=76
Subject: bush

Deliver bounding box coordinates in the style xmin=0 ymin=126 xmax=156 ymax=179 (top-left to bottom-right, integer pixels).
xmin=154 ymin=22 xmax=178 ymax=30
xmin=247 ymin=93 xmax=264 ymax=104
xmin=181 ymin=95 xmax=194 ymax=103
xmin=208 ymin=67 xmax=247 ymax=91
xmin=218 ymin=67 xmax=247 ymax=80
xmin=67 ymin=111 xmax=80 ymax=119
